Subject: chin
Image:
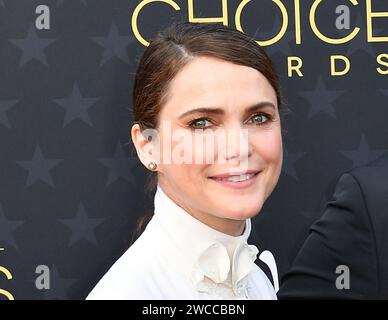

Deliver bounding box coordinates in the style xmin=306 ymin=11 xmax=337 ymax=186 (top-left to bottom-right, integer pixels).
xmin=222 ymin=204 xmax=262 ymax=220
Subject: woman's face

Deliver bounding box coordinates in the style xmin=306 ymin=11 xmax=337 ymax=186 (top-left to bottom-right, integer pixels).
xmin=148 ymin=56 xmax=282 ymax=235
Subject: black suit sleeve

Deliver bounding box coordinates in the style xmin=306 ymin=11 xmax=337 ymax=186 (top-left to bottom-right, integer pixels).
xmin=278 ymin=173 xmax=379 ymax=299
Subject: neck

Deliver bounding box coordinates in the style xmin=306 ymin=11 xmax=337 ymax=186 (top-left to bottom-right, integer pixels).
xmin=158 ymin=183 xmax=246 ymax=237
xmin=204 ymin=216 xmax=246 ymax=236
xmin=187 ymin=211 xmax=246 ymax=236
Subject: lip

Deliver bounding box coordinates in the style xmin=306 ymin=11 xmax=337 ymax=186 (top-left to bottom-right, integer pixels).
xmin=208 ymin=170 xmax=261 ymax=190
xmin=209 ymin=169 xmax=260 ymax=179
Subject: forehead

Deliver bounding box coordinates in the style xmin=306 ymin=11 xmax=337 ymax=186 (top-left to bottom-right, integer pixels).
xmin=161 ymin=56 xmax=277 ymax=115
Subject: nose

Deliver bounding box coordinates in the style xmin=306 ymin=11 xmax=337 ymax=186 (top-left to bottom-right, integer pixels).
xmin=219 ymin=126 xmax=253 ymax=164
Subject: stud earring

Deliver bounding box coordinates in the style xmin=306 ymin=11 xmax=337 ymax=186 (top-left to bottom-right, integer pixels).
xmin=147 ymin=161 xmax=157 ymax=171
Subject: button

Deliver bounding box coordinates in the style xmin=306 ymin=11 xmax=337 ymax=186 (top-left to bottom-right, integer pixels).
xmin=243 ymin=243 xmax=248 ymax=248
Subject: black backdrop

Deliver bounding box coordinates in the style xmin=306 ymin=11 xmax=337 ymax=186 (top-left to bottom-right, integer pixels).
xmin=0 ymin=0 xmax=387 ymax=300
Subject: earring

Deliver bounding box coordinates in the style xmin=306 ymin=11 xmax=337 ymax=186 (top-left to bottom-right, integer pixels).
xmin=147 ymin=161 xmax=157 ymax=171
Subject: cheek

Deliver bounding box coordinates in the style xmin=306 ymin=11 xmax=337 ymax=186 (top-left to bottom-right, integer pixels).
xmin=164 ymin=139 xmax=206 ymax=177
xmin=167 ymin=130 xmax=215 ymax=166
xmin=254 ymin=129 xmax=283 ymax=167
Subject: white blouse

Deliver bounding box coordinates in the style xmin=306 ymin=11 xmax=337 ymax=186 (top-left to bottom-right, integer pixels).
xmin=87 ymin=185 xmax=277 ymax=300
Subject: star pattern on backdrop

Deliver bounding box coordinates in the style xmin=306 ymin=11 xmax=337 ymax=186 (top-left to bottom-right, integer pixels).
xmin=59 ymin=203 xmax=104 ymax=247
xmin=16 ymin=144 xmax=63 ymax=188
xmin=9 ymin=24 xmax=56 ymax=67
xmin=346 ymin=14 xmax=380 ymax=57
xmin=42 ymin=265 xmax=78 ymax=300
xmin=53 ymin=82 xmax=98 ymax=127
xmin=0 ymin=99 xmax=18 ymax=128
xmin=0 ymin=202 xmax=24 ymax=249
xmin=91 ymin=22 xmax=134 ymax=65
xmin=299 ymin=76 xmax=344 ymax=119
xmin=1 ymin=1 xmax=387 ymax=300
xmin=341 ymin=135 xmax=387 ymax=167
xmin=282 ymin=147 xmax=306 ymax=181
xmin=97 ymin=141 xmax=139 ymax=186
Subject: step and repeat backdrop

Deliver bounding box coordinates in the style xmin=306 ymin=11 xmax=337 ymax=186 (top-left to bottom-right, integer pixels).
xmin=0 ymin=0 xmax=387 ymax=299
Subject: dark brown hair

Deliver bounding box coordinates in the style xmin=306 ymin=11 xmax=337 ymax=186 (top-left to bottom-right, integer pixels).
xmin=130 ymin=21 xmax=286 ymax=242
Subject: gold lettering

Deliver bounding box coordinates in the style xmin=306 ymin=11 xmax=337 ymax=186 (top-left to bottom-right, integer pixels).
xmin=131 ymin=0 xmax=181 ymax=46
xmin=188 ymin=0 xmax=228 ymax=25
xmin=377 ymin=53 xmax=388 ymax=75
xmin=366 ymin=0 xmax=388 ymax=42
xmin=310 ymin=0 xmax=360 ymax=44
xmin=288 ymin=56 xmax=303 ymax=77
xmin=295 ymin=0 xmax=301 ymax=44
xmin=0 ymin=266 xmax=15 ymax=300
xmin=235 ymin=0 xmax=288 ymax=46
xmin=331 ymin=55 xmax=351 ymax=76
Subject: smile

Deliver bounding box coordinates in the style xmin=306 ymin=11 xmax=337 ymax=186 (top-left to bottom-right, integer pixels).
xmin=209 ymin=171 xmax=261 ymax=189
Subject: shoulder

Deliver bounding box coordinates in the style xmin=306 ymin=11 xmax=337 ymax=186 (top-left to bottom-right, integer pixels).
xmin=347 ymin=154 xmax=388 ymax=213
xmin=278 ymin=170 xmax=380 ymax=299
xmin=313 ymin=172 xmax=369 ymax=237
xmin=86 ymin=218 xmax=166 ymax=300
xmin=332 ymin=155 xmax=388 ymax=244
xmin=310 ymin=171 xmax=377 ymax=262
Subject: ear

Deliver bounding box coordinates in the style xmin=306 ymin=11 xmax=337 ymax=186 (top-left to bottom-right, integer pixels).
xmin=131 ymin=123 xmax=160 ymax=171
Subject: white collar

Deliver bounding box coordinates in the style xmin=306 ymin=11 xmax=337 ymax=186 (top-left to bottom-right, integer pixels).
xmin=153 ymin=184 xmax=260 ymax=296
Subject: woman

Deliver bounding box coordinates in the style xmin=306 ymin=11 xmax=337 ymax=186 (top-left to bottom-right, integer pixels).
xmin=87 ymin=21 xmax=285 ymax=300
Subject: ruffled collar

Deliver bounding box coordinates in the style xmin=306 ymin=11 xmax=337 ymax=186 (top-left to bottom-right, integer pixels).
xmin=153 ymin=184 xmax=260 ymax=297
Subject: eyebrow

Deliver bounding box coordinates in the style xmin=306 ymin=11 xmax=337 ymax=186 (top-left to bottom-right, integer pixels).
xmin=178 ymin=101 xmax=276 ymax=119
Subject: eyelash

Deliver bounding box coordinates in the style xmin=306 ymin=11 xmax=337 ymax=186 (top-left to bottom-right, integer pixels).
xmin=187 ymin=113 xmax=274 ymax=130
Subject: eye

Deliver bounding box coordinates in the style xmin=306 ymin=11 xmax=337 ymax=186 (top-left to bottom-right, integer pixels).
xmin=188 ymin=118 xmax=213 ymax=129
xmin=246 ymin=113 xmax=271 ymax=125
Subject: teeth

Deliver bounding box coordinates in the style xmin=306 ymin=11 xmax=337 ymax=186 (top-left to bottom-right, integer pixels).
xmin=220 ymin=173 xmax=256 ymax=182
